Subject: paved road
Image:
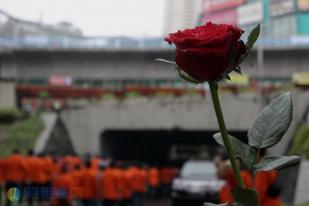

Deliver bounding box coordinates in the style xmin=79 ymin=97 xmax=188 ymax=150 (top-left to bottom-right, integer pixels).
xmin=145 ymin=198 xmax=172 ymax=206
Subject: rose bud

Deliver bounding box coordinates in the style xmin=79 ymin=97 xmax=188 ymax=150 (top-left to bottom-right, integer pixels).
xmin=165 ymin=22 xmax=247 ymax=82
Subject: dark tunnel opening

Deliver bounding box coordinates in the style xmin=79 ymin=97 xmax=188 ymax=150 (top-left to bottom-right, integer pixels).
xmin=100 ymin=129 xmax=248 ymax=166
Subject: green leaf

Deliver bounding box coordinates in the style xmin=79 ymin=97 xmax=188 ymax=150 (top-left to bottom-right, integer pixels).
xmin=232 ymin=188 xmax=259 ymax=206
xmin=253 ymin=155 xmax=301 ymax=172
xmin=204 ymin=203 xmax=241 ymax=206
xmin=175 ymin=66 xmax=204 ymax=84
xmin=156 ymin=58 xmax=176 ymax=64
xmin=204 ymin=203 xmax=228 ymax=206
xmin=237 ymin=24 xmax=260 ymax=64
xmin=213 ymin=133 xmax=257 ymax=168
xmin=248 ymin=92 xmax=293 ymax=149
xmin=247 ymin=24 xmax=260 ymax=49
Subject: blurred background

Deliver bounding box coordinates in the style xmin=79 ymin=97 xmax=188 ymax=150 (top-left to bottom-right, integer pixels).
xmin=0 ymin=0 xmax=309 ymax=205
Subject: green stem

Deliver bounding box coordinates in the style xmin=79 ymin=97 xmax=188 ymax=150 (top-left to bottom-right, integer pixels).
xmin=209 ymin=81 xmax=244 ymax=188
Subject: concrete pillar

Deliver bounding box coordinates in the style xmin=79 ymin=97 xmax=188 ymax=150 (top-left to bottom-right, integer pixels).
xmin=0 ymin=80 xmax=16 ymax=108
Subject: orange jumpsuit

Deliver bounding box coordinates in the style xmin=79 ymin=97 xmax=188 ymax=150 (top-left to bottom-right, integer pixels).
xmin=122 ymin=169 xmax=133 ymax=199
xmin=101 ymin=168 xmax=119 ymax=201
xmin=3 ymin=154 xmax=28 ymax=183
xmin=80 ymin=168 xmax=97 ymax=200
xmin=219 ymin=169 xmax=251 ymax=204
xmin=43 ymin=156 xmax=54 ymax=183
xmin=134 ymin=169 xmax=147 ymax=193
xmin=160 ymin=167 xmax=176 ymax=185
xmin=33 ymin=157 xmax=48 ymax=185
xmin=91 ymin=157 xmax=101 ymax=171
xmin=148 ymin=167 xmax=159 ymax=187
xmin=52 ymin=172 xmax=73 ymax=205
xmin=254 ymin=170 xmax=282 ymax=206
xmin=24 ymin=155 xmax=40 ymax=184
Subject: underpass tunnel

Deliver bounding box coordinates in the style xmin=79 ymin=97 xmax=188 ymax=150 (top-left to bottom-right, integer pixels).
xmin=100 ymin=129 xmax=248 ymax=166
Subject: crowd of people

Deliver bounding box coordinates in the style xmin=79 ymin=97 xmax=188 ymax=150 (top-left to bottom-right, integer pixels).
xmin=0 ymin=148 xmax=283 ymax=206
xmin=0 ymin=149 xmax=177 ymax=206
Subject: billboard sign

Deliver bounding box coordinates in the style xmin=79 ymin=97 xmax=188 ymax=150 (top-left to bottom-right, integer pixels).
xmin=203 ymin=9 xmax=237 ymax=25
xmin=298 ymin=0 xmax=309 ymax=11
xmin=49 ymin=75 xmax=72 ymax=86
xmin=270 ymin=0 xmax=295 ymax=17
xmin=203 ymin=0 xmax=245 ymax=14
xmin=237 ymin=2 xmax=263 ymax=26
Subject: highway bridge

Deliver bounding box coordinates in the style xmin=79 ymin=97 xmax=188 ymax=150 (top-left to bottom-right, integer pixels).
xmin=0 ymin=47 xmax=309 ymax=82
xmin=0 ymin=46 xmax=309 ymax=161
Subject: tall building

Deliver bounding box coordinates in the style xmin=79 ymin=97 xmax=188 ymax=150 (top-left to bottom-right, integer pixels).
xmin=164 ymin=0 xmax=203 ymax=34
xmin=200 ymin=0 xmax=309 ymax=40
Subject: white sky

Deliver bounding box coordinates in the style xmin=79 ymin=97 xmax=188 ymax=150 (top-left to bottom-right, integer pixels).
xmin=0 ymin=0 xmax=166 ymax=37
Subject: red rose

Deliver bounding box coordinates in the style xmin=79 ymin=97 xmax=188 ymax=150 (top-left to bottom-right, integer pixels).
xmin=165 ymin=22 xmax=247 ymax=82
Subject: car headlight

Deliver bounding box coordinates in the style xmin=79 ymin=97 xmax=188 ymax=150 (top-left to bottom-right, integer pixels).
xmin=172 ymin=179 xmax=184 ymax=190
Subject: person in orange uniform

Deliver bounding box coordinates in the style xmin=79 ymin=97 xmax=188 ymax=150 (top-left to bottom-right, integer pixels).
xmin=80 ymin=161 xmax=97 ymax=206
xmin=148 ymin=167 xmax=159 ymax=198
xmin=52 ymin=165 xmax=73 ymax=206
xmin=160 ymin=165 xmax=175 ymax=197
xmin=24 ymin=150 xmax=41 ymax=205
xmin=113 ymin=164 xmax=124 ymax=205
xmin=218 ymin=165 xmax=251 ymax=203
xmin=132 ymin=164 xmax=147 ymax=206
xmin=101 ymin=162 xmax=119 ymax=206
xmin=3 ymin=149 xmax=28 ymax=206
xmin=121 ymin=165 xmax=133 ymax=206
xmin=70 ymin=164 xmax=84 ymax=204
xmin=213 ymin=151 xmax=251 ymax=204
xmin=91 ymin=155 xmax=102 ymax=172
xmin=96 ymin=162 xmax=107 ymax=206
xmin=115 ymin=162 xmax=133 ymax=206
xmin=254 ymin=149 xmax=282 ymax=206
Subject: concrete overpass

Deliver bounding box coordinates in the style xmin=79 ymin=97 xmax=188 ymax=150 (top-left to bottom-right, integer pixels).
xmin=60 ymin=91 xmax=309 ymax=156
xmin=0 ymin=47 xmax=309 ymax=81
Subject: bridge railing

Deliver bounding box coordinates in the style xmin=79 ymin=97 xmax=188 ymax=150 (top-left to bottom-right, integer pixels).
xmin=1 ymin=35 xmax=309 ymax=51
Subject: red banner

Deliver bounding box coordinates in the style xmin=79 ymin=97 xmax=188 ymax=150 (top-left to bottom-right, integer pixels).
xmin=203 ymin=0 xmax=245 ymax=14
xmin=203 ymin=9 xmax=237 ymax=25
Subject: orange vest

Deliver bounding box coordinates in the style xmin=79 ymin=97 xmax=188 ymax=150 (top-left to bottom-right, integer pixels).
xmin=116 ymin=169 xmax=132 ymax=199
xmin=3 ymin=154 xmax=28 ymax=183
xmin=123 ymin=169 xmax=133 ymax=199
xmin=148 ymin=168 xmax=159 ymax=187
xmin=70 ymin=169 xmax=83 ymax=187
xmin=219 ymin=169 xmax=251 ymax=204
xmin=24 ymin=156 xmax=39 ymax=183
xmin=53 ymin=172 xmax=73 ymax=203
xmin=34 ymin=157 xmax=48 ymax=184
xmin=133 ymin=169 xmax=147 ymax=193
xmin=91 ymin=157 xmax=101 ymax=171
xmin=42 ymin=156 xmax=54 ymax=182
xmin=101 ymin=168 xmax=119 ymax=200
xmin=80 ymin=168 xmax=97 ymax=200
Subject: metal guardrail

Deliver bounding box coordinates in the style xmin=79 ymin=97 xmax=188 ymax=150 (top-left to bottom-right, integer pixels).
xmin=1 ymin=35 xmax=309 ymax=50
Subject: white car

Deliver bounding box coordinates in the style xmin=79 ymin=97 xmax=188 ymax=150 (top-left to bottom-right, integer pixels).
xmin=171 ymin=160 xmax=224 ymax=206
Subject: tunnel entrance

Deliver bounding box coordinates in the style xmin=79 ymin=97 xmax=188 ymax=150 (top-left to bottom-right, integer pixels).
xmin=101 ymin=129 xmax=247 ymax=166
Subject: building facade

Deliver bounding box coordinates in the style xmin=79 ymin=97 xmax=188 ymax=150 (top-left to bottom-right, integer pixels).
xmin=201 ymin=0 xmax=309 ymax=39
xmin=164 ymin=0 xmax=203 ymax=34
xmin=0 ymin=10 xmax=82 ymax=38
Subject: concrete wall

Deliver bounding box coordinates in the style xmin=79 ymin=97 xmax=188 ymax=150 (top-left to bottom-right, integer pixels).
xmin=61 ymin=90 xmax=309 ymax=156
xmin=0 ymin=48 xmax=309 ymax=80
xmin=61 ymin=93 xmax=262 ymax=155
xmin=0 ymin=80 xmax=15 ymax=108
